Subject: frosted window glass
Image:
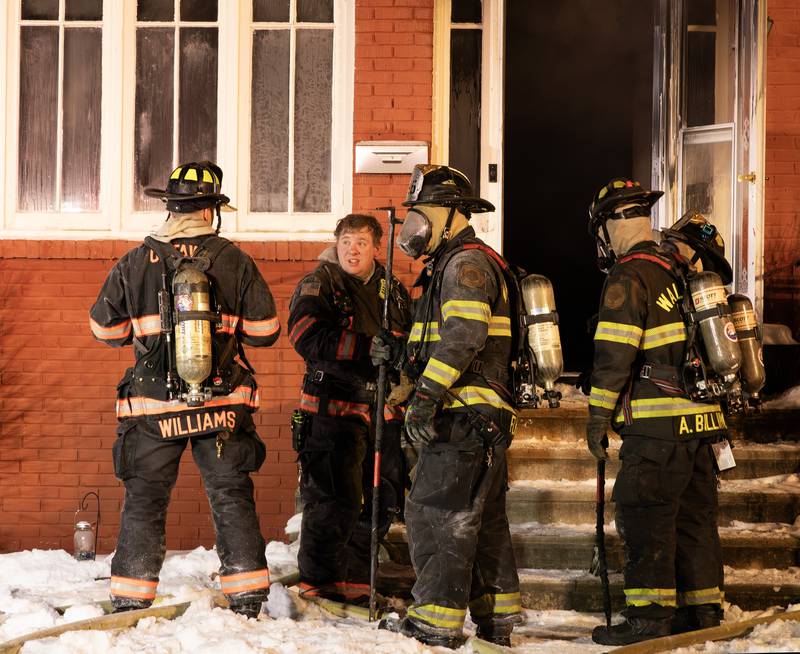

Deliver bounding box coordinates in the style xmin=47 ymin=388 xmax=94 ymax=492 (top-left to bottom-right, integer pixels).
xmin=63 ymin=28 xmax=102 ymax=211
xmin=294 ymin=29 xmax=332 ymax=212
xmin=682 ymin=135 xmax=733 ymax=250
xmin=297 ymin=0 xmax=333 ymax=23
xmin=179 ymin=28 xmax=218 ymax=163
xmin=253 ymin=0 xmax=289 ymax=22
xmin=181 ymin=0 xmax=217 ymax=22
xmin=251 ymin=30 xmax=290 ymax=212
xmin=21 ymin=0 xmax=59 ymax=20
xmin=18 ymin=27 xmax=58 ymax=212
xmin=134 ymin=29 xmax=174 ymax=211
xmin=137 ymin=0 xmax=173 ymax=21
xmin=66 ymin=0 xmax=103 ymax=20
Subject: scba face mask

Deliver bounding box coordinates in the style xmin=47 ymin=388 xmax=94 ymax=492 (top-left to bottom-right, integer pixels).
xmin=397 ymin=208 xmax=433 ymax=259
xmin=397 ymin=206 xmax=456 ymax=259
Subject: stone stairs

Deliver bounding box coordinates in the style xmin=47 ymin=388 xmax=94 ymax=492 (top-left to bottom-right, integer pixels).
xmin=385 ymin=400 xmax=800 ymax=612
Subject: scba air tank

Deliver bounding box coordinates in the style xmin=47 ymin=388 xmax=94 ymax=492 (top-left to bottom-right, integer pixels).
xmin=728 ymin=293 xmax=766 ymax=400
xmin=520 ymin=274 xmax=563 ymax=408
xmin=689 ymin=271 xmax=741 ymax=382
xmin=173 ymin=267 xmax=213 ymax=407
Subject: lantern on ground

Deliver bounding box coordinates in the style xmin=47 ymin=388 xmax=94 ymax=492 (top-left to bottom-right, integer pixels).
xmin=73 ymin=490 xmax=100 ymax=561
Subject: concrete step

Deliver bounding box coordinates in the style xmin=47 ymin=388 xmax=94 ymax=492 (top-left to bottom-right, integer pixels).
xmin=375 ymin=559 xmax=800 ymax=612
xmin=513 ymin=405 xmax=800 ymax=445
xmin=386 ymin=522 xmax=800 ymax=571
xmin=505 ymin=476 xmax=800 ymax=526
xmin=516 ymin=568 xmax=800 ymax=612
xmin=507 ymin=440 xmax=800 ymax=482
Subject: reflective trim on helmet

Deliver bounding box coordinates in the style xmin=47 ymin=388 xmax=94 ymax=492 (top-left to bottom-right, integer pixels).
xmin=594 ymin=321 xmax=643 ymax=347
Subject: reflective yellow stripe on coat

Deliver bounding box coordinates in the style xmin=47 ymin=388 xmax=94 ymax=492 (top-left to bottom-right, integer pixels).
xmin=641 ymin=322 xmax=686 ymax=350
xmin=594 ymin=321 xmax=643 ymax=347
xmin=443 ymin=385 xmax=515 ymax=413
xmin=589 ymin=386 xmax=619 ymax=411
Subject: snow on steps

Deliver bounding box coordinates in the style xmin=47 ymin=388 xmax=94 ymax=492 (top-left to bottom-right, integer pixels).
xmin=504 ymin=475 xmax=800 ymax=525
xmin=386 ymin=519 xmax=800 ymax=571
xmin=508 ymin=438 xmax=800 ymax=481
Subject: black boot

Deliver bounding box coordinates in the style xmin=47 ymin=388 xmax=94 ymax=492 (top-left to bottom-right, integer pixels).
xmin=476 ymin=623 xmax=513 ymax=647
xmin=592 ymin=617 xmax=671 ymax=645
xmin=111 ymin=598 xmax=151 ymax=613
xmin=398 ymin=617 xmax=467 ymax=650
xmin=229 ymin=600 xmax=263 ymax=619
xmin=693 ymin=604 xmax=722 ymax=630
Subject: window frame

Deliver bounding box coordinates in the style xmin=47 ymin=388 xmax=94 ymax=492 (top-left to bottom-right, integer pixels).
xmin=1 ymin=0 xmax=354 ymax=241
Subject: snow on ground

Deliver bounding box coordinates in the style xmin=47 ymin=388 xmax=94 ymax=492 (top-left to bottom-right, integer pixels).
xmin=1 ymin=548 xmax=799 ymax=652
xmin=762 ymin=386 xmax=800 ymax=410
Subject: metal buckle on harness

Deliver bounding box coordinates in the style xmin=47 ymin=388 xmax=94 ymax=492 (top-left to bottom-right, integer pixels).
xmin=640 ymin=364 xmax=652 ymax=380
xmin=364 ymin=382 xmax=377 ymax=392
xmin=312 ymin=370 xmax=325 ymax=383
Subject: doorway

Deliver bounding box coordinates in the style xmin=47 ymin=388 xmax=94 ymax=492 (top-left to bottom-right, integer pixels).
xmin=503 ymin=0 xmax=656 ymax=371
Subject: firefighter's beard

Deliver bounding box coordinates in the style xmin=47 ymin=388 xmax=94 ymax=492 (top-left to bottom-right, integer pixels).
xmin=606 ymin=216 xmax=656 ymax=256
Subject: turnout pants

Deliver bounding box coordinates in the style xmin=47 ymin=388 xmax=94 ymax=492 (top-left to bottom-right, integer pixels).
xmin=110 ymin=417 xmax=269 ymax=610
xmin=613 ymin=435 xmax=724 ymax=619
xmin=404 ymin=411 xmax=522 ymax=638
xmin=297 ymin=413 xmax=404 ymax=596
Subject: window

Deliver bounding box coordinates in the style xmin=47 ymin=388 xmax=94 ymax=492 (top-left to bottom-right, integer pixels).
xmin=2 ymin=0 xmax=354 ymax=238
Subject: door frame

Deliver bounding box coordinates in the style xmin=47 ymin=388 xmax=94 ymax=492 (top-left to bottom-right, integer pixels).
xmin=432 ymin=0 xmax=505 ymax=252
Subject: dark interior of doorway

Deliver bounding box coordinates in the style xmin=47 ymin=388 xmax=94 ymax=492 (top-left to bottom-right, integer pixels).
xmin=503 ymin=0 xmax=655 ymax=372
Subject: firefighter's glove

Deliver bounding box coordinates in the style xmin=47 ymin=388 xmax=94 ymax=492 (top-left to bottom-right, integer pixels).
xmin=369 ymin=329 xmax=405 ymax=368
xmin=586 ymin=415 xmax=610 ymax=460
xmin=404 ymin=390 xmax=439 ymax=444
xmin=387 ymin=372 xmax=415 ymax=406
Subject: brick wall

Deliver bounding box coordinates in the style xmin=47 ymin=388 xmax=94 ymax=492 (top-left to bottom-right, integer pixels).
xmin=0 ymin=0 xmax=432 ymax=554
xmin=764 ymin=4 xmax=800 ymax=335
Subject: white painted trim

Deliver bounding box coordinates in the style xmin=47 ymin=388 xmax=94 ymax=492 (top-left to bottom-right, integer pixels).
xmin=475 ymin=0 xmax=504 ymax=253
xmin=2 ymin=0 xmax=352 ymax=241
xmin=431 ymin=0 xmax=450 ymax=165
xmin=751 ymin=0 xmax=767 ymax=314
xmin=0 ymin=1 xmax=7 ymax=224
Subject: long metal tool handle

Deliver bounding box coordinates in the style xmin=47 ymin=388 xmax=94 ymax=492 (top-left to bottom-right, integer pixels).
xmin=596 ymin=458 xmax=612 ymax=627
xmin=369 ymin=206 xmax=398 ymax=621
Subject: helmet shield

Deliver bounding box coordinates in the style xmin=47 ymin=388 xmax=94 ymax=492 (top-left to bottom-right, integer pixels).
xmin=397 ymin=208 xmax=433 ymax=259
xmin=663 ymin=211 xmax=733 ymax=284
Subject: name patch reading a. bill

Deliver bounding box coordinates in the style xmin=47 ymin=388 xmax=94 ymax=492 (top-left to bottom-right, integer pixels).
xmin=678 ymin=410 xmax=727 ymax=435
xmin=158 ymin=410 xmax=236 ymax=438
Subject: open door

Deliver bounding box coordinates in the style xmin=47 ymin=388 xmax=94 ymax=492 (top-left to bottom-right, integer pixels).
xmin=654 ymin=0 xmax=767 ymax=308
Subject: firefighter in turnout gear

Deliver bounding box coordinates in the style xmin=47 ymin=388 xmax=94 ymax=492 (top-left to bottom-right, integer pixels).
xmin=90 ymin=162 xmax=280 ymax=618
xmin=389 ymin=165 xmax=522 ymax=649
xmin=288 ymin=214 xmax=412 ymax=603
xmin=586 ymin=178 xmax=727 ymax=645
